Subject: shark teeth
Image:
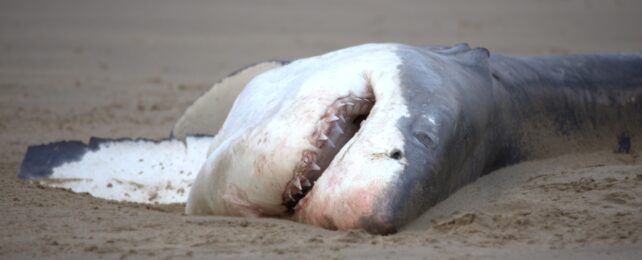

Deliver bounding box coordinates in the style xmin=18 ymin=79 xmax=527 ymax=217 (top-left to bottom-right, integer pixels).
xmin=283 ymin=93 xmax=375 ymax=212
xmin=326 ymin=114 xmax=340 ymax=122
xmin=334 ymin=125 xmax=344 ymax=135
xmin=302 ymin=178 xmax=312 ymax=187
xmin=294 ymin=176 xmax=302 ymax=190
xmin=325 ymin=139 xmax=335 ymax=148
xmin=343 ymin=101 xmax=354 ymax=107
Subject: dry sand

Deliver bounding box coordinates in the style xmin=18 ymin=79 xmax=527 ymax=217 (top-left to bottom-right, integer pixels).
xmin=1 ymin=0 xmax=641 ymax=258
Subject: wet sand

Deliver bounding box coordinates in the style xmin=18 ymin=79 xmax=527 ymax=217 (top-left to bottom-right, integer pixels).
xmin=1 ymin=0 xmax=641 ymax=258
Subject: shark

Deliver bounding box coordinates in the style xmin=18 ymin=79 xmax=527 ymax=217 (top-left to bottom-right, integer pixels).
xmin=20 ymin=43 xmax=642 ymax=234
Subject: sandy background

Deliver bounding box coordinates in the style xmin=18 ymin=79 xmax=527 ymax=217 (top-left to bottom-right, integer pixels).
xmin=2 ymin=0 xmax=642 ymax=258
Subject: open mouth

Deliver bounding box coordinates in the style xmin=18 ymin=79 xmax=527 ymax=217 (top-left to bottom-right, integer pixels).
xmin=282 ymin=92 xmax=375 ymax=213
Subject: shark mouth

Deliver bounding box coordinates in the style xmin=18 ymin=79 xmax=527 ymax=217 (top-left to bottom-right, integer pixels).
xmin=282 ymin=92 xmax=375 ymax=213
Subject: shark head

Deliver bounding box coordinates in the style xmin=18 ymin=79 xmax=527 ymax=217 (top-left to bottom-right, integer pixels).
xmin=186 ymin=43 xmax=495 ymax=234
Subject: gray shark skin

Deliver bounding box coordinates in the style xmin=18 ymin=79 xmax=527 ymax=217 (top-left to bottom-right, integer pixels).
xmin=360 ymin=44 xmax=641 ymax=234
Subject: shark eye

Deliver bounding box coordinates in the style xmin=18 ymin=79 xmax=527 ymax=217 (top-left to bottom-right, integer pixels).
xmin=389 ymin=149 xmax=403 ymax=160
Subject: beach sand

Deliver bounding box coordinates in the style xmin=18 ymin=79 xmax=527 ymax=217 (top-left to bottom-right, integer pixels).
xmin=1 ymin=0 xmax=641 ymax=258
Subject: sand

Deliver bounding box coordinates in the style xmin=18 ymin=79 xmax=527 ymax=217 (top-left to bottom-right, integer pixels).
xmin=1 ymin=0 xmax=641 ymax=258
